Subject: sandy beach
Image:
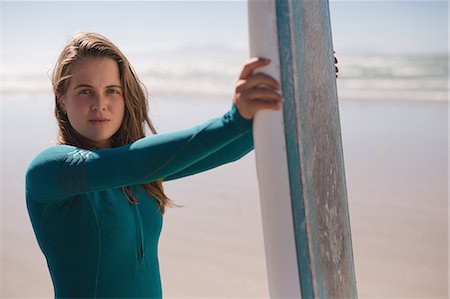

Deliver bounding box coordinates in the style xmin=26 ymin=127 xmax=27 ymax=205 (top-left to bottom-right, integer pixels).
xmin=1 ymin=96 xmax=448 ymax=298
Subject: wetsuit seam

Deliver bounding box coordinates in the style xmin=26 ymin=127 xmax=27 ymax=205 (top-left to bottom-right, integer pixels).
xmin=60 ymin=156 xmax=70 ymax=195
xmin=142 ymin=126 xmax=200 ymax=182
xmin=72 ymin=150 xmax=83 ymax=192
xmin=81 ymin=151 xmax=91 ymax=191
xmin=38 ymin=202 xmax=50 ymax=246
xmin=87 ymin=194 xmax=101 ymax=298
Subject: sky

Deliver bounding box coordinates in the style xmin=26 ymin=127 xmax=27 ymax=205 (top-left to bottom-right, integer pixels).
xmin=1 ymin=0 xmax=448 ymax=73
xmin=330 ymin=0 xmax=448 ymax=55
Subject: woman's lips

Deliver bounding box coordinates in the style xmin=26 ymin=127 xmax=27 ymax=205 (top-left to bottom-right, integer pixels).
xmin=89 ymin=119 xmax=110 ymax=125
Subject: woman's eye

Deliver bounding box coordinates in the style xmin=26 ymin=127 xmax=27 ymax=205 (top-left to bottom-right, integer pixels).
xmin=107 ymin=89 xmax=121 ymax=95
xmin=79 ymin=89 xmax=92 ymax=95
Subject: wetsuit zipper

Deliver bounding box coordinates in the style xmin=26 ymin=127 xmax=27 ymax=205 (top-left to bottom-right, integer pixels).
xmin=124 ymin=186 xmax=145 ymax=262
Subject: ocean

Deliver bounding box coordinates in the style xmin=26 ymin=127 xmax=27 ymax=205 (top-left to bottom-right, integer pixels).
xmin=2 ymin=53 xmax=448 ymax=102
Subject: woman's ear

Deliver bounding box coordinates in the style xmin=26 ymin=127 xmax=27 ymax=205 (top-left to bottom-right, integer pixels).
xmin=57 ymin=95 xmax=67 ymax=113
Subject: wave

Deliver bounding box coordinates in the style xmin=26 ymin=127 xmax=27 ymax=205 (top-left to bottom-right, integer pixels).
xmin=2 ymin=54 xmax=447 ymax=102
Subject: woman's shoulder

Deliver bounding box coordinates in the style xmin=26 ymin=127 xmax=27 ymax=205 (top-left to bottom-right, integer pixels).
xmin=25 ymin=145 xmax=92 ymax=198
xmin=29 ymin=145 xmax=78 ymax=164
xmin=26 ymin=144 xmax=87 ymax=177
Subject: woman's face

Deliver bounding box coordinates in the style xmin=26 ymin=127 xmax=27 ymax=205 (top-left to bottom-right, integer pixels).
xmin=60 ymin=57 xmax=125 ymax=148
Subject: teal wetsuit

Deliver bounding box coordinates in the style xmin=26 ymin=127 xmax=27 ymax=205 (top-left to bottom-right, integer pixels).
xmin=26 ymin=105 xmax=253 ymax=298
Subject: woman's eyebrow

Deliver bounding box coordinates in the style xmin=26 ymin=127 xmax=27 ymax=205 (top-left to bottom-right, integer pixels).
xmin=73 ymin=84 xmax=122 ymax=89
xmin=106 ymin=85 xmax=123 ymax=89
xmin=73 ymin=84 xmax=93 ymax=90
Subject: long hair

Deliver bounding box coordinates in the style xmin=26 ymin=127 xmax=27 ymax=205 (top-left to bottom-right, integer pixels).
xmin=52 ymin=32 xmax=172 ymax=213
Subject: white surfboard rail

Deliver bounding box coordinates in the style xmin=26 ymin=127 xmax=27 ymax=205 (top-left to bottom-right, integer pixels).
xmin=248 ymin=0 xmax=357 ymax=298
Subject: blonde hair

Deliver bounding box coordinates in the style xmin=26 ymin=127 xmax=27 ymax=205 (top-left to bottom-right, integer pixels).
xmin=52 ymin=32 xmax=172 ymax=213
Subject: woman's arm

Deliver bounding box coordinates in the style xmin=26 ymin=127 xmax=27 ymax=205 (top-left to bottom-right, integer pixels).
xmin=27 ymin=57 xmax=284 ymax=203
xmin=26 ymin=105 xmax=251 ymax=203
xmin=164 ymin=129 xmax=253 ymax=181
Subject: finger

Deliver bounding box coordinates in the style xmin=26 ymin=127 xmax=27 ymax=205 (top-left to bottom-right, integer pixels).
xmin=334 ymin=56 xmax=338 ymax=64
xmin=250 ymin=99 xmax=283 ymax=112
xmin=240 ymin=88 xmax=284 ymax=103
xmin=236 ymin=99 xmax=282 ymax=120
xmin=240 ymin=57 xmax=271 ymax=79
xmin=236 ymin=73 xmax=281 ymax=93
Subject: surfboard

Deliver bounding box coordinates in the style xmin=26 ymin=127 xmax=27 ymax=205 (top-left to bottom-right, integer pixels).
xmin=247 ymin=0 xmax=357 ymax=297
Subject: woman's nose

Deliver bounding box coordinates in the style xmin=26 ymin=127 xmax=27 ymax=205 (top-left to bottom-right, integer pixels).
xmin=91 ymin=93 xmax=107 ymax=111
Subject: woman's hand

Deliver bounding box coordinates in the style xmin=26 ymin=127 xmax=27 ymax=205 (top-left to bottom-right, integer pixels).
xmin=233 ymin=53 xmax=338 ymax=120
xmin=334 ymin=51 xmax=339 ymax=78
xmin=234 ymin=57 xmax=284 ymax=120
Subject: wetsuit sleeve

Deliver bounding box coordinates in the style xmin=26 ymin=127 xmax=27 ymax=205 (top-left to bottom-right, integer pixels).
xmin=164 ymin=129 xmax=253 ymax=181
xmin=26 ymin=105 xmax=252 ymax=203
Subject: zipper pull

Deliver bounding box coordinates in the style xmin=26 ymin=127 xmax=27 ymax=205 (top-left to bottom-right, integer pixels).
xmin=124 ymin=186 xmax=139 ymax=205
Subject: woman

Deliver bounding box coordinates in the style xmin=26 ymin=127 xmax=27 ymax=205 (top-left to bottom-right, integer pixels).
xmin=25 ymin=32 xmax=284 ymax=298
